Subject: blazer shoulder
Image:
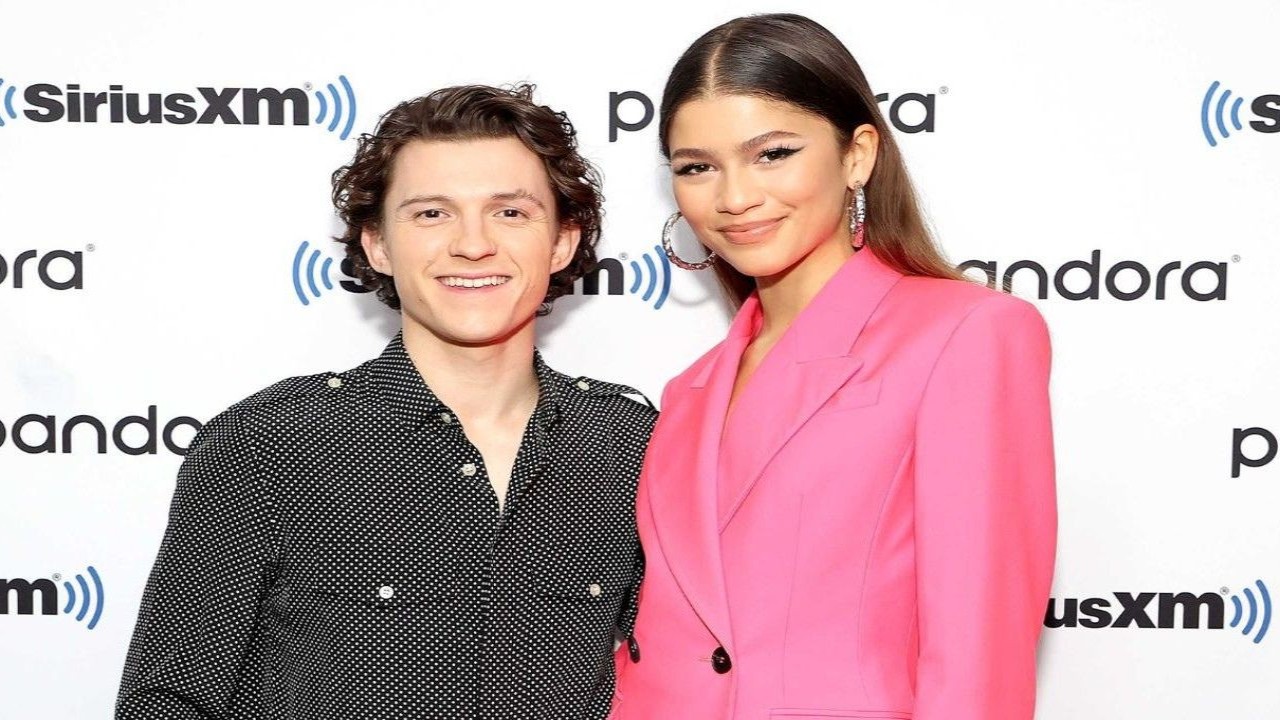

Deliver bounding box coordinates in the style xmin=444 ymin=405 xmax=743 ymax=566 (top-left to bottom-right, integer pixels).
xmin=893 ymin=274 xmax=1047 ymax=332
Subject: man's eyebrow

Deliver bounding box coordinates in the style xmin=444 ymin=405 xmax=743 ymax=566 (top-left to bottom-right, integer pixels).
xmin=669 ymin=130 xmax=803 ymax=162
xmin=491 ymin=189 xmax=546 ymax=210
xmin=396 ymin=194 xmax=453 ymax=210
xmin=395 ymin=190 xmax=547 ymax=211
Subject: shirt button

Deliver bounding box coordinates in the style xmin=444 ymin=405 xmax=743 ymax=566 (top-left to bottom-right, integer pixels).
xmin=378 ymin=585 xmax=394 ymax=600
xmin=327 ymin=377 xmax=343 ymax=388
xmin=588 ymin=583 xmax=602 ymax=597
xmin=461 ymin=463 xmax=478 ymax=477
xmin=439 ymin=412 xmax=453 ymax=424
xmin=576 ymin=380 xmax=591 ymax=391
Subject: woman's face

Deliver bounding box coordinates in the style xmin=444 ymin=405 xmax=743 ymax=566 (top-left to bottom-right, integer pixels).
xmin=667 ymin=94 xmax=873 ymax=281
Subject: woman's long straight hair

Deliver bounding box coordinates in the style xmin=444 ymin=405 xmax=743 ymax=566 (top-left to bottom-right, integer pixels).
xmin=659 ymin=13 xmax=967 ymax=307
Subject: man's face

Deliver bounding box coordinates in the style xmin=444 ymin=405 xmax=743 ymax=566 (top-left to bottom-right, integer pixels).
xmin=362 ymin=137 xmax=580 ymax=347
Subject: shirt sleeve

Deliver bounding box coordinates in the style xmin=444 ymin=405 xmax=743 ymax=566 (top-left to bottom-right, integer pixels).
xmin=616 ymin=404 xmax=657 ymax=642
xmin=912 ymin=296 xmax=1057 ymax=720
xmin=115 ymin=407 xmax=277 ymax=719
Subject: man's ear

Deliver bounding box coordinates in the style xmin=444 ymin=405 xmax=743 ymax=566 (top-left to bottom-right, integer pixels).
xmin=361 ymin=225 xmax=393 ymax=275
xmin=550 ymin=222 xmax=582 ymax=274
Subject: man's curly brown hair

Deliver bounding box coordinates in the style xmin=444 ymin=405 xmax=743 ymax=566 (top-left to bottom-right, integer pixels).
xmin=331 ymin=84 xmax=602 ymax=313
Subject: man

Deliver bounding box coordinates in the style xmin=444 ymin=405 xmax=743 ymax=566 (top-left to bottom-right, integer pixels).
xmin=115 ymin=84 xmax=654 ymax=719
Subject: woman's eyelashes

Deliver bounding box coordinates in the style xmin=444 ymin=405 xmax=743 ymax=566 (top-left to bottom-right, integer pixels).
xmin=673 ymin=161 xmax=711 ymax=176
xmin=673 ymin=146 xmax=802 ymax=176
xmin=758 ymin=146 xmax=800 ymax=163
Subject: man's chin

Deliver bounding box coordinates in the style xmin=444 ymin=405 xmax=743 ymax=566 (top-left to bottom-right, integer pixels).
xmin=403 ymin=312 xmax=535 ymax=349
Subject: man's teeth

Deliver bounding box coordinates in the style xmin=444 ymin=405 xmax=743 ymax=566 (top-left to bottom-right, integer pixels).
xmin=441 ymin=276 xmax=509 ymax=288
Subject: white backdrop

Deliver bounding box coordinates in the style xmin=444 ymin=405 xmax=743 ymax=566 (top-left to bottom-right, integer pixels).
xmin=1 ymin=1 xmax=1277 ymax=717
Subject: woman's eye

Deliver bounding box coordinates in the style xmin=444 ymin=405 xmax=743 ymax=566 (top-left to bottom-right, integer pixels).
xmin=759 ymin=147 xmax=799 ymax=163
xmin=674 ymin=163 xmax=711 ymax=176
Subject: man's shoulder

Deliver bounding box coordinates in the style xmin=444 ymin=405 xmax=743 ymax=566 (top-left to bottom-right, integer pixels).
xmin=217 ymin=360 xmax=376 ymax=432
xmin=545 ymin=366 xmax=658 ymax=429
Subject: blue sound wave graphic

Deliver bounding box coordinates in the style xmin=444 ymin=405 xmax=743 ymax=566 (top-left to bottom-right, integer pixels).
xmin=627 ymin=244 xmax=672 ymax=310
xmin=313 ymin=75 xmax=357 ymax=140
xmin=0 ymin=78 xmax=18 ymax=128
xmin=60 ymin=565 xmax=104 ymax=630
xmin=1229 ymin=579 xmax=1271 ymax=644
xmin=1201 ymin=81 xmax=1245 ymax=148
xmin=291 ymin=240 xmax=335 ymax=306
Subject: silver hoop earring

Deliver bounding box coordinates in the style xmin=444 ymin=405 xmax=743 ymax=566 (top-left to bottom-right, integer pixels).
xmin=661 ymin=212 xmax=716 ymax=271
xmin=849 ymin=182 xmax=867 ymax=250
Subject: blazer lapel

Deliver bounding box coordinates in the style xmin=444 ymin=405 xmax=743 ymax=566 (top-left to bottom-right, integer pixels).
xmin=646 ymin=301 xmax=758 ymax=651
xmin=718 ymin=249 xmax=904 ymax=528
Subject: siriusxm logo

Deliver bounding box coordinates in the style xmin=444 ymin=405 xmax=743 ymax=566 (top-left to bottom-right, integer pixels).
xmin=1046 ymin=579 xmax=1271 ymax=644
xmin=607 ymin=88 xmax=941 ymax=142
xmin=0 ymin=566 xmax=104 ymax=630
xmin=569 ymin=246 xmax=672 ymax=310
xmin=0 ymin=407 xmax=201 ymax=455
xmin=290 ymin=241 xmax=672 ymax=310
xmin=0 ymin=75 xmax=357 ymax=140
xmin=1200 ymin=81 xmax=1280 ymax=147
xmin=290 ymin=240 xmax=370 ymax=306
xmin=1233 ymin=426 xmax=1276 ymax=478
xmin=959 ymin=250 xmax=1229 ymax=301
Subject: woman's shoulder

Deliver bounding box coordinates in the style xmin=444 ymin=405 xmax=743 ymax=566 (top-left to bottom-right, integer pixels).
xmin=893 ymin=273 xmax=1047 ymax=331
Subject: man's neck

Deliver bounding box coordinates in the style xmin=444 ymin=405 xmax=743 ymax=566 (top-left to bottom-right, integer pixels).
xmin=399 ymin=319 xmax=541 ymax=424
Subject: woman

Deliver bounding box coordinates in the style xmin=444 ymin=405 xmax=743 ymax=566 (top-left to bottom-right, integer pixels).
xmin=610 ymin=13 xmax=1056 ymax=720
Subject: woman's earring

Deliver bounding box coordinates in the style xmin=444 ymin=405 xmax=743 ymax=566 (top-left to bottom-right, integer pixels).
xmin=661 ymin=212 xmax=716 ymax=271
xmin=849 ymin=182 xmax=867 ymax=250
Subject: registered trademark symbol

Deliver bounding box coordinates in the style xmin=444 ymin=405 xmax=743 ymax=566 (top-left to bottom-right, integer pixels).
xmin=304 ymin=82 xmax=313 ymax=91
xmin=939 ymin=86 xmax=949 ymax=94
xmin=618 ymin=252 xmax=629 ymax=261
xmin=1221 ymin=586 xmax=1230 ymax=594
xmin=86 ymin=244 xmax=96 ymax=252
xmin=1231 ymin=255 xmax=1240 ymax=263
xmin=52 ymin=573 xmax=62 ymax=582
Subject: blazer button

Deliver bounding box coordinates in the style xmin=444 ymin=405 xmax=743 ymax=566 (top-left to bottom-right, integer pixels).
xmin=711 ymin=646 xmax=732 ymax=674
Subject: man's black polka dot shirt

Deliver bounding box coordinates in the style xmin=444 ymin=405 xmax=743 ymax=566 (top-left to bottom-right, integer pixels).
xmin=115 ymin=333 xmax=656 ymax=719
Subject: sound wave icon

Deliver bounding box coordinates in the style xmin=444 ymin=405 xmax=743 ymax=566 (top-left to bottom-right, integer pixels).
xmin=313 ymin=75 xmax=357 ymax=141
xmin=1229 ymin=579 xmax=1271 ymax=644
xmin=291 ymin=240 xmax=336 ymax=306
xmin=61 ymin=565 xmax=104 ymax=631
xmin=1201 ymin=81 xmax=1245 ymax=148
xmin=0 ymin=78 xmax=19 ymax=127
xmin=628 ymin=245 xmax=671 ymax=310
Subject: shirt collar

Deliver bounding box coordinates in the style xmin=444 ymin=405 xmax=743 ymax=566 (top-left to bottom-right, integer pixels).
xmin=367 ymin=332 xmax=565 ymax=429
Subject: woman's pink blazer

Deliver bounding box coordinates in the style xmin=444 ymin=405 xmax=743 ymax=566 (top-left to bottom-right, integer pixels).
xmin=611 ymin=248 xmax=1056 ymax=720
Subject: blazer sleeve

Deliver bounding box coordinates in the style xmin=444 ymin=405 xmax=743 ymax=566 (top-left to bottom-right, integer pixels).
xmin=912 ymin=296 xmax=1056 ymax=720
xmin=115 ymin=408 xmax=277 ymax=719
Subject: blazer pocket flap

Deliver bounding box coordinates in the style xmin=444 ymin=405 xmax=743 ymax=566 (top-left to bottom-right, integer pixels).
xmin=769 ymin=711 xmax=910 ymax=720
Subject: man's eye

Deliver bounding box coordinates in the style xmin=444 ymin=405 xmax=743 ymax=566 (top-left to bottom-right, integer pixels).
xmin=674 ymin=163 xmax=711 ymax=176
xmin=418 ymin=209 xmax=444 ymax=219
xmin=499 ymin=208 xmax=525 ymax=219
